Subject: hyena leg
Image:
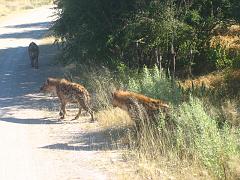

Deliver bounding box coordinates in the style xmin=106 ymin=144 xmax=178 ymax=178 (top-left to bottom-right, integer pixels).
xmin=59 ymin=102 xmax=66 ymax=119
xmin=73 ymin=105 xmax=82 ymax=120
xmin=78 ymin=99 xmax=94 ymax=122
xmin=29 ymin=51 xmax=34 ymax=67
xmin=31 ymin=58 xmax=34 ymax=67
xmin=34 ymin=57 xmax=39 ymax=69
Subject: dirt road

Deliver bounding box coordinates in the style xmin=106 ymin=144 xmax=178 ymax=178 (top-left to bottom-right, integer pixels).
xmin=0 ymin=6 xmax=122 ymax=180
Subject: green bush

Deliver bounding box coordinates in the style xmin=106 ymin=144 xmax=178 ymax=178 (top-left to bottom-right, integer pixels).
xmin=72 ymin=64 xmax=239 ymax=179
xmin=207 ymin=42 xmax=240 ymax=70
xmin=127 ymin=65 xmax=182 ymax=104
xmin=232 ymin=54 xmax=240 ymax=69
xmin=174 ymin=98 xmax=239 ymax=178
xmin=124 ymin=66 xmax=240 ymax=178
xmin=53 ymin=0 xmax=240 ymax=74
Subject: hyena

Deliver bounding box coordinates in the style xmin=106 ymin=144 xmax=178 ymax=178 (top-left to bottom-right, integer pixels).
xmin=112 ymin=90 xmax=169 ymax=129
xmin=28 ymin=42 xmax=39 ymax=69
xmin=112 ymin=90 xmax=169 ymax=113
xmin=40 ymin=77 xmax=94 ymax=122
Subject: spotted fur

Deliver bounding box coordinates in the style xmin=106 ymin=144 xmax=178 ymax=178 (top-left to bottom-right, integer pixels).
xmin=112 ymin=90 xmax=169 ymax=111
xmin=40 ymin=77 xmax=94 ymax=122
xmin=112 ymin=90 xmax=169 ymax=125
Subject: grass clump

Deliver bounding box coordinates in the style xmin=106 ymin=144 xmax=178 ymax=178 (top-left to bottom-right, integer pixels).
xmin=174 ymin=98 xmax=239 ymax=178
xmin=69 ymin=64 xmax=240 ymax=179
xmin=127 ymin=66 xmax=182 ymax=105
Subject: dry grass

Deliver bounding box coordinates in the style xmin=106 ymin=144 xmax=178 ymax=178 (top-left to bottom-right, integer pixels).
xmin=61 ymin=59 xmax=239 ymax=179
xmin=133 ymin=160 xmax=210 ymax=180
xmin=179 ymin=71 xmax=225 ymax=90
xmin=179 ymin=69 xmax=240 ymax=96
xmin=96 ymin=107 xmax=133 ymax=148
xmin=97 ymin=107 xmax=239 ymax=179
xmin=95 ymin=106 xmax=213 ymax=179
xmin=179 ymin=69 xmax=240 ymax=127
xmin=225 ymin=156 xmax=240 ymax=179
xmin=211 ymin=24 xmax=240 ymax=50
xmin=221 ymin=100 xmax=240 ymax=127
xmin=96 ymin=107 xmax=133 ymax=129
xmin=0 ymin=0 xmax=52 ymax=17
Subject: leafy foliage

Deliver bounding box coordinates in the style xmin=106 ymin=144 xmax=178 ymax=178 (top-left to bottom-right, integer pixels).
xmin=75 ymin=64 xmax=240 ymax=178
xmin=53 ymin=0 xmax=240 ymax=74
xmin=174 ymin=98 xmax=239 ymax=178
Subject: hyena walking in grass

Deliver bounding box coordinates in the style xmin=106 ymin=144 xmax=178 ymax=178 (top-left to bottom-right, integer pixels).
xmin=112 ymin=90 xmax=169 ymax=115
xmin=112 ymin=90 xmax=170 ymax=130
xmin=28 ymin=42 xmax=39 ymax=69
xmin=40 ymin=77 xmax=94 ymax=122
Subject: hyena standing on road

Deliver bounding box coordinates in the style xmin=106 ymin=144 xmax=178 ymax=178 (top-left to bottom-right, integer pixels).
xmin=28 ymin=42 xmax=39 ymax=69
xmin=40 ymin=77 xmax=94 ymax=122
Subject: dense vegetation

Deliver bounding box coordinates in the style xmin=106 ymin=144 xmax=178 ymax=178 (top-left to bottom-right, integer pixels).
xmin=71 ymin=65 xmax=240 ymax=179
xmin=52 ymin=0 xmax=240 ymax=179
xmin=53 ymin=0 xmax=240 ymax=76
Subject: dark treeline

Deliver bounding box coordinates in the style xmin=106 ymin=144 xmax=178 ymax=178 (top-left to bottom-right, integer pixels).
xmin=53 ymin=0 xmax=240 ymax=77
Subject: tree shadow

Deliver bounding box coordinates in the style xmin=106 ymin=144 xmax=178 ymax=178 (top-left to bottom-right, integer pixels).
xmin=40 ymin=126 xmax=131 ymax=151
xmin=0 ymin=117 xmax=61 ymax=124
xmin=0 ymin=29 xmax=49 ymax=39
xmin=4 ymin=21 xmax=51 ymax=29
xmin=0 ymin=43 xmax=62 ymax=110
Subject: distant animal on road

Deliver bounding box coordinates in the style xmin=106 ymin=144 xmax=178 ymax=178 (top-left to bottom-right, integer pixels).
xmin=28 ymin=42 xmax=39 ymax=69
xmin=40 ymin=77 xmax=94 ymax=122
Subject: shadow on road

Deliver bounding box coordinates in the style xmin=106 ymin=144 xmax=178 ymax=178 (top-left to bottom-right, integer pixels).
xmin=0 ymin=29 xmax=49 ymax=39
xmin=0 ymin=13 xmax=63 ymax=120
xmin=4 ymin=21 xmax=51 ymax=29
xmin=0 ymin=43 xmax=61 ymax=108
xmin=40 ymin=127 xmax=130 ymax=151
xmin=0 ymin=20 xmax=53 ymax=40
xmin=0 ymin=117 xmax=61 ymax=124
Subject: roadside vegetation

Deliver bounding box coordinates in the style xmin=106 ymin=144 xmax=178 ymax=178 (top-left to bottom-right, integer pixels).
xmin=67 ymin=65 xmax=240 ymax=179
xmin=52 ymin=0 xmax=240 ymax=179
xmin=0 ymin=0 xmax=52 ymax=17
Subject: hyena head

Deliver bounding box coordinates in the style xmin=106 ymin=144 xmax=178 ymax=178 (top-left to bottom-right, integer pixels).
xmin=29 ymin=42 xmax=39 ymax=56
xmin=111 ymin=91 xmax=129 ymax=112
xmin=40 ymin=78 xmax=58 ymax=94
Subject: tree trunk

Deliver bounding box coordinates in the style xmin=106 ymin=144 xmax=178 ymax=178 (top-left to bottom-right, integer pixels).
xmin=188 ymin=48 xmax=193 ymax=78
xmin=171 ymin=44 xmax=176 ymax=78
xmin=155 ymin=47 xmax=162 ymax=71
xmin=135 ymin=42 xmax=141 ymax=70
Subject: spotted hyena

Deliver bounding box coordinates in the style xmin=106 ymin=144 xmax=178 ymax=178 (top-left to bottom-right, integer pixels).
xmin=40 ymin=77 xmax=94 ymax=122
xmin=28 ymin=42 xmax=39 ymax=69
xmin=112 ymin=90 xmax=169 ymax=127
xmin=112 ymin=90 xmax=169 ymax=112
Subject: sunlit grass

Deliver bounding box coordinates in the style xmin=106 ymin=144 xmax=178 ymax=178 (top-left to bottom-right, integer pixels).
xmin=0 ymin=0 xmax=53 ymax=17
xmin=96 ymin=108 xmax=132 ymax=129
xmin=59 ymin=56 xmax=240 ymax=179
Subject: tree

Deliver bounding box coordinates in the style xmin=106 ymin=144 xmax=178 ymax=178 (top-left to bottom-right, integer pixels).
xmin=53 ymin=0 xmax=240 ymax=74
